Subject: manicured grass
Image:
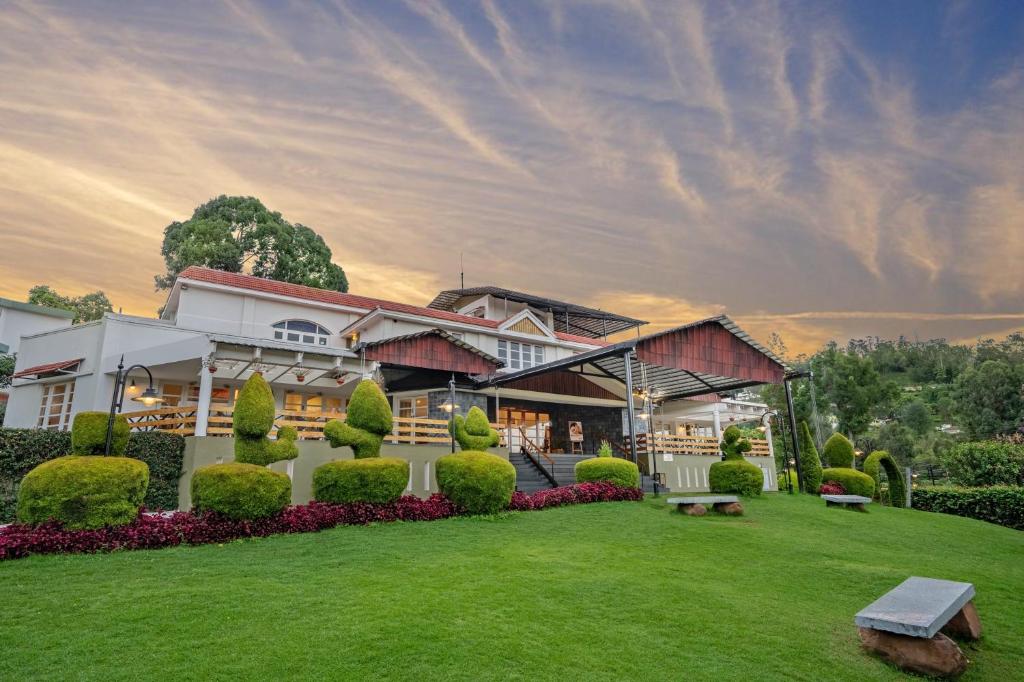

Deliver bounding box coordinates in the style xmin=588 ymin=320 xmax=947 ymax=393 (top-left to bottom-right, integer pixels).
xmin=2 ymin=494 xmax=1022 ymax=680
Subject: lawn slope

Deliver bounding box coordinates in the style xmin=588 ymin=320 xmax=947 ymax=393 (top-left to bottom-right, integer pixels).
xmin=1 ymin=494 xmax=1022 ymax=681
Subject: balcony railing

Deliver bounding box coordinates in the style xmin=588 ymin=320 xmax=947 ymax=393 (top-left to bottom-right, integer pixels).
xmin=122 ymin=406 xmax=500 ymax=445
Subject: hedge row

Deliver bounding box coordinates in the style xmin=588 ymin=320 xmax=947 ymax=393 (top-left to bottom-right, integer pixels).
xmin=0 ymin=428 xmax=185 ymax=522
xmin=0 ymin=482 xmax=642 ymax=561
xmin=913 ymin=486 xmax=1024 ymax=531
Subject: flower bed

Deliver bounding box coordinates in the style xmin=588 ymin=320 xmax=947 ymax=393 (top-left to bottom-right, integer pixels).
xmin=0 ymin=482 xmax=642 ymax=561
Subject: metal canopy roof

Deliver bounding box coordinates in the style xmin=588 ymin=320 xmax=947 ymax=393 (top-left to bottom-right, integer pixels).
xmin=480 ymin=315 xmax=790 ymax=401
xmin=427 ymin=286 xmax=646 ymax=338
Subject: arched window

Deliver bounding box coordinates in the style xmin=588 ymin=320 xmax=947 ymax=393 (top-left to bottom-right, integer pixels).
xmin=272 ymin=320 xmax=331 ymax=346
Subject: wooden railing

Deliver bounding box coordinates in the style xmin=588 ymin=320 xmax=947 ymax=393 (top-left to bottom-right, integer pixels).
xmin=122 ymin=406 xmax=500 ymax=445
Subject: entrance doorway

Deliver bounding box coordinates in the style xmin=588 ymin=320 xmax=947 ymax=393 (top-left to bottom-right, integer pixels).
xmin=499 ymin=407 xmax=551 ymax=453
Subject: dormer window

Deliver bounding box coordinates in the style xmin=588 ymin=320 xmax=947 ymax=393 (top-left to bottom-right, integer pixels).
xmin=273 ymin=320 xmax=331 ymax=346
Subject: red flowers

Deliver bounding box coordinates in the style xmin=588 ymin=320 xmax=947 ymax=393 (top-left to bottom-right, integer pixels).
xmin=0 ymin=483 xmax=641 ymax=561
xmin=819 ymin=482 xmax=846 ymax=495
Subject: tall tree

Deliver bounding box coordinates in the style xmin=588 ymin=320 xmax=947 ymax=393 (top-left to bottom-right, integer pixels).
xmin=954 ymin=360 xmax=1024 ymax=439
xmin=156 ymin=195 xmax=348 ymax=292
xmin=27 ymin=286 xmax=112 ymax=324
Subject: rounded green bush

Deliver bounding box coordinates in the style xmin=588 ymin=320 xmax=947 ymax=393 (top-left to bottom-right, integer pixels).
xmin=822 ymin=433 xmax=855 ymax=468
xmin=71 ymin=411 xmax=129 ymax=455
xmin=574 ymin=457 xmax=640 ymax=488
xmin=313 ymin=457 xmax=409 ymax=504
xmin=436 ymin=451 xmax=516 ymax=514
xmin=708 ymin=459 xmax=764 ymax=496
xmin=863 ymin=450 xmax=907 ymax=507
xmin=820 ymin=467 xmax=875 ymax=498
xmin=17 ymin=455 xmax=149 ymax=529
xmin=190 ymin=462 xmax=291 ymax=520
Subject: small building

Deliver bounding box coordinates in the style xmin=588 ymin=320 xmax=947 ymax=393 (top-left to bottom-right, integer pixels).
xmin=3 ymin=268 xmax=787 ymax=498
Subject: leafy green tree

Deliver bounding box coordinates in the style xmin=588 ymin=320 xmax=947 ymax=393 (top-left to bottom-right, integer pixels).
xmin=899 ymin=399 xmax=933 ymax=437
xmin=156 ymin=195 xmax=348 ymax=292
xmin=27 ymin=286 xmax=112 ymax=324
xmin=953 ymin=360 xmax=1024 ymax=439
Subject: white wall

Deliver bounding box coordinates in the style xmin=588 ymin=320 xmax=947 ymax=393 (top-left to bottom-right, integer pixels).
xmin=0 ymin=306 xmax=72 ymax=354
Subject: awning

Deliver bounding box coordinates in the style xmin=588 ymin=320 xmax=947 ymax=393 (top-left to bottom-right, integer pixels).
xmin=481 ymin=315 xmax=789 ymax=401
xmin=13 ymin=358 xmax=83 ymax=379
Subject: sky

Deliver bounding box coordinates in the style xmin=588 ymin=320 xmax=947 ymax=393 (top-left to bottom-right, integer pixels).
xmin=1 ymin=0 xmax=1022 ymax=355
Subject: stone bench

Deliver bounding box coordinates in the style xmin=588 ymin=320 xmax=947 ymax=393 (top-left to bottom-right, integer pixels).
xmin=667 ymin=495 xmax=742 ymax=516
xmin=855 ymin=577 xmax=981 ymax=678
xmin=821 ymin=494 xmax=872 ymax=511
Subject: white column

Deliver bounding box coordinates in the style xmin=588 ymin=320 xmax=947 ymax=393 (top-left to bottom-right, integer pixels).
xmin=712 ymin=405 xmax=722 ymax=441
xmin=195 ymin=363 xmax=213 ymax=437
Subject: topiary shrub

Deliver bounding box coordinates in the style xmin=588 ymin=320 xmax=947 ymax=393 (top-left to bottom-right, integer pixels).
xmin=71 ymin=412 xmax=129 ymax=455
xmin=720 ymin=425 xmax=752 ymax=460
xmin=436 ymin=451 xmax=516 ymax=514
xmin=313 ymin=457 xmax=409 ymax=504
xmin=709 ymin=459 xmax=764 ymax=496
xmin=574 ymin=457 xmax=640 ymax=488
xmin=325 ymin=380 xmax=393 ymax=459
xmin=863 ymin=450 xmax=907 ymax=507
xmin=233 ymin=374 xmax=298 ymax=466
xmin=798 ymin=421 xmax=823 ymax=494
xmin=16 ymin=456 xmax=149 ymax=529
xmin=822 ymin=433 xmax=855 ymax=468
xmin=191 ymin=462 xmax=291 ymax=520
xmin=449 ymin=406 xmax=500 ymax=450
xmin=820 ymin=467 xmax=875 ymax=498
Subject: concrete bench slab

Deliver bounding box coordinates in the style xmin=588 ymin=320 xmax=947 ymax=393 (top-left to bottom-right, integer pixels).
xmin=855 ymin=577 xmax=975 ymax=639
xmin=667 ymin=496 xmax=743 ymax=516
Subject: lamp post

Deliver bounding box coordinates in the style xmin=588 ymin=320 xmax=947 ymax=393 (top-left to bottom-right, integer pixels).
xmin=105 ymin=355 xmax=163 ymax=455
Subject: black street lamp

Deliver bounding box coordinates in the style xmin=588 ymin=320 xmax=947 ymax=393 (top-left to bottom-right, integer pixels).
xmin=105 ymin=355 xmax=163 ymax=455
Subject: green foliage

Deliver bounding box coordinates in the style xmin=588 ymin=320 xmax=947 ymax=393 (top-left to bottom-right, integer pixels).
xmin=820 ymin=468 xmax=875 ymax=498
xmin=325 ymin=380 xmax=392 ymax=458
xmin=574 ymin=457 xmax=640 ymax=488
xmin=312 ymin=458 xmax=409 ymax=504
xmin=940 ymin=440 xmax=1024 ymax=487
xmin=954 ymin=360 xmax=1024 ymax=439
xmin=436 ymin=451 xmax=516 ymax=514
xmin=719 ymin=425 xmax=752 ymax=461
xmin=190 ymin=462 xmax=290 ymax=520
xmin=863 ymin=450 xmax=907 ymax=507
xmin=912 ymin=486 xmax=1024 ymax=531
xmin=709 ymin=459 xmax=764 ymax=496
xmin=448 ymin=406 xmax=499 ymax=451
xmin=232 ymin=374 xmax=298 ymax=465
xmin=71 ymin=412 xmax=128 ymax=455
xmin=797 ymin=421 xmax=822 ymax=494
xmin=156 ymin=195 xmax=348 ymax=292
xmin=17 ymin=455 xmax=149 ymax=529
xmin=0 ymin=428 xmax=184 ymax=521
xmin=821 ymin=433 xmax=855 ymax=468
xmin=597 ymin=440 xmax=613 ymax=458
xmin=26 ymin=285 xmax=113 ymax=323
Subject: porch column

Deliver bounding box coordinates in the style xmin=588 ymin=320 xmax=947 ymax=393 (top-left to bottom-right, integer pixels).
xmin=195 ymin=360 xmax=214 ymax=437
xmin=712 ymin=405 xmax=722 ymax=441
xmin=623 ymin=350 xmax=638 ymax=464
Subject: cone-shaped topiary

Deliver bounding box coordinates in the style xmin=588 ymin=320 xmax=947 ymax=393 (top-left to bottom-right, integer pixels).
xmin=798 ymin=421 xmax=823 ymax=494
xmin=863 ymin=450 xmax=907 ymax=507
xmin=719 ymin=425 xmax=753 ymax=461
xmin=233 ymin=374 xmax=298 ymax=466
xmin=449 ymin=406 xmax=500 ymax=451
xmin=822 ymin=433 xmax=855 ymax=468
xmin=71 ymin=411 xmax=129 ymax=455
xmin=324 ymin=379 xmax=393 ymax=459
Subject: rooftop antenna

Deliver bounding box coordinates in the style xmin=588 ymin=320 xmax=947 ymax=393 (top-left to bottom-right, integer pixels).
xmin=459 ymin=252 xmax=464 ymax=289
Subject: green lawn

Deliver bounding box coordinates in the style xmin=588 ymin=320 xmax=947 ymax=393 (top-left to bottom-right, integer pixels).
xmin=2 ymin=494 xmax=1022 ymax=681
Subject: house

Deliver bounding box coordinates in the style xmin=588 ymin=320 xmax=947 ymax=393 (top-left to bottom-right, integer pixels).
xmin=3 ymin=267 xmax=787 ymax=499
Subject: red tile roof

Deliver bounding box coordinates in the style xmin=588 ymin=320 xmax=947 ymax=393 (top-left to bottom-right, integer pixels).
xmin=14 ymin=358 xmax=82 ymax=378
xmin=177 ymin=267 xmax=608 ymax=346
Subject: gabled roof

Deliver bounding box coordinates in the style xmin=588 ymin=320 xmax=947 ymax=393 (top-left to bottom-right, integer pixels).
xmin=427 ymin=286 xmax=646 ymax=338
xmin=13 ymin=358 xmax=82 ymax=379
xmin=0 ymin=297 xmax=76 ymax=319
xmin=176 ymin=267 xmax=607 ymax=347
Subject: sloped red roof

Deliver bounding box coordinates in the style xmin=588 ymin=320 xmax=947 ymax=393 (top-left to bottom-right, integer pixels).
xmin=13 ymin=358 xmax=82 ymax=378
xmin=177 ymin=267 xmax=608 ymax=347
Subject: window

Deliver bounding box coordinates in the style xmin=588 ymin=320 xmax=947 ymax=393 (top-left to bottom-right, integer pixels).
xmin=398 ymin=395 xmax=428 ymax=419
xmin=497 ymin=340 xmax=545 ymax=370
xmin=37 ymin=380 xmax=75 ymax=430
xmin=272 ymin=320 xmax=331 ymax=346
